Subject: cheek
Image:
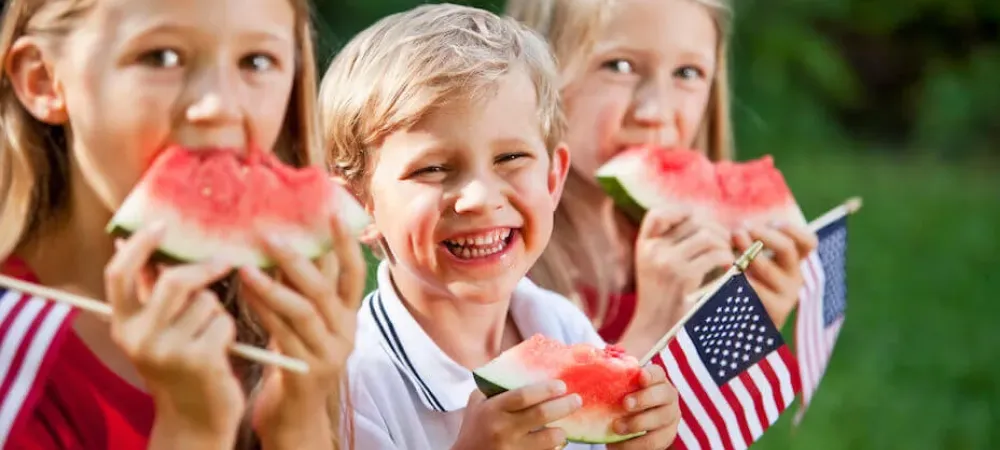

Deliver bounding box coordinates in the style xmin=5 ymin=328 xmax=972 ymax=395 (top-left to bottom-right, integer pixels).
xmin=247 ymin=76 xmax=296 ymax=150
xmin=680 ymin=90 xmax=713 ymax=147
xmin=371 ymin=186 xmax=440 ymax=252
xmin=564 ymin=88 xmax=632 ymax=171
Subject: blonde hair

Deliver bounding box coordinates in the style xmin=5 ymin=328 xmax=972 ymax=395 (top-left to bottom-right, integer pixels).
xmin=0 ymin=1 xmax=349 ymax=448
xmin=506 ymin=0 xmax=735 ymax=325
xmin=319 ymin=2 xmax=565 ymax=198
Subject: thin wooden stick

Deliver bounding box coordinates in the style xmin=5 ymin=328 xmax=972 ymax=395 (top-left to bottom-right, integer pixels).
xmin=639 ymin=241 xmax=765 ymax=366
xmin=0 ymin=274 xmax=309 ymax=374
xmin=684 ymin=196 xmax=863 ymax=304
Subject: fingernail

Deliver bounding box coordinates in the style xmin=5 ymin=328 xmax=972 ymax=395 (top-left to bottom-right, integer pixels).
xmin=147 ymin=220 xmax=167 ymax=235
xmin=769 ymin=220 xmax=786 ymax=229
xmin=570 ymin=394 xmax=582 ymax=407
xmin=113 ymin=238 xmax=125 ymax=251
xmin=552 ymin=381 xmax=567 ymax=395
xmin=624 ymin=396 xmax=637 ymax=411
xmin=615 ymin=420 xmax=630 ymax=434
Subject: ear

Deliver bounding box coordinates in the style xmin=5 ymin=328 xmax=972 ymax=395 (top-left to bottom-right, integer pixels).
xmin=4 ymin=37 xmax=68 ymax=125
xmin=547 ymin=142 xmax=572 ymax=205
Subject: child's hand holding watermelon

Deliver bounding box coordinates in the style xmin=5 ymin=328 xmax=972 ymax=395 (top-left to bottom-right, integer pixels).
xmin=105 ymin=222 xmax=246 ymax=448
xmin=627 ymin=206 xmax=733 ymax=351
xmin=451 ymin=379 xmax=584 ymax=450
xmin=239 ymin=213 xmax=366 ymax=448
xmin=733 ymin=222 xmax=818 ymax=329
xmin=607 ymin=364 xmax=680 ymax=450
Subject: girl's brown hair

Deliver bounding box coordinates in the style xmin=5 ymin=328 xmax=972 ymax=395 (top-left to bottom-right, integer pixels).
xmin=505 ymin=0 xmax=734 ymax=325
xmin=0 ymin=1 xmax=348 ymax=448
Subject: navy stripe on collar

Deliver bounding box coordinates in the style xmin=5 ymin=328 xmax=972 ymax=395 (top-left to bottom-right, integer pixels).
xmin=367 ymin=290 xmax=446 ymax=412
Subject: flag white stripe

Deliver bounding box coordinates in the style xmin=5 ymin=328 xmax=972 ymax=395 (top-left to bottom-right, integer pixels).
xmin=676 ymin=419 xmax=702 ymax=450
xmin=766 ymin=351 xmax=797 ymax=407
xmin=661 ymin=346 xmax=724 ymax=450
xmin=0 ymin=290 xmax=21 ymax=326
xmin=727 ymin=376 xmax=764 ymax=440
xmin=746 ymin=365 xmax=778 ymax=424
xmin=677 ymin=332 xmax=748 ymax=450
xmin=0 ymin=300 xmax=72 ymax=445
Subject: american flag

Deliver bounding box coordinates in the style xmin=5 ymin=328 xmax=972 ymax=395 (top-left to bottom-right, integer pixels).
xmin=0 ymin=264 xmax=78 ymax=446
xmin=652 ymin=273 xmax=801 ymax=450
xmin=794 ymin=215 xmax=849 ymax=422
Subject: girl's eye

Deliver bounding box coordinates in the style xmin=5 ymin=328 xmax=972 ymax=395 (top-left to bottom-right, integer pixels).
xmin=138 ymin=49 xmax=182 ymax=68
xmin=242 ymin=53 xmax=277 ymax=72
xmin=601 ymin=58 xmax=635 ymax=75
xmin=675 ymin=65 xmax=706 ymax=80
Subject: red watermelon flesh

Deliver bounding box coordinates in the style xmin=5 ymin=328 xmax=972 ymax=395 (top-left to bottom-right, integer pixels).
xmin=596 ymin=146 xmax=805 ymax=229
xmin=106 ymin=146 xmax=370 ymax=268
xmin=473 ymin=334 xmax=646 ymax=444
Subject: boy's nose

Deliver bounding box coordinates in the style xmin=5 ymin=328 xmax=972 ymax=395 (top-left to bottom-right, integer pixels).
xmin=454 ymin=177 xmax=505 ymax=215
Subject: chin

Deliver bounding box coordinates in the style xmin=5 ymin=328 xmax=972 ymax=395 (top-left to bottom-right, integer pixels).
xmin=444 ymin=278 xmax=520 ymax=305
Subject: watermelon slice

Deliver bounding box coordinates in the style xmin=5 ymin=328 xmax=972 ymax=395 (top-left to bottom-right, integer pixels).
xmin=596 ymin=146 xmax=806 ymax=229
xmin=106 ymin=146 xmax=370 ymax=268
xmin=473 ymin=334 xmax=646 ymax=444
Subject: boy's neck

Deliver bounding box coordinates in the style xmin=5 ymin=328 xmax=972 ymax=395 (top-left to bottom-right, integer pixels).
xmin=388 ymin=267 xmax=522 ymax=370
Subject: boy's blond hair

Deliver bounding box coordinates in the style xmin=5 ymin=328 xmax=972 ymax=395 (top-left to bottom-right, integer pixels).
xmin=505 ymin=0 xmax=735 ymax=322
xmin=319 ymin=3 xmax=565 ymax=196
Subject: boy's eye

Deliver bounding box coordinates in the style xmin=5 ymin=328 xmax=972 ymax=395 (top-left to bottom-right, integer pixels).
xmin=601 ymin=58 xmax=635 ymax=75
xmin=412 ymin=165 xmax=446 ymax=176
xmin=496 ymin=152 xmax=529 ymax=164
xmin=138 ymin=49 xmax=182 ymax=68
xmin=675 ymin=65 xmax=706 ymax=80
xmin=242 ymin=53 xmax=277 ymax=72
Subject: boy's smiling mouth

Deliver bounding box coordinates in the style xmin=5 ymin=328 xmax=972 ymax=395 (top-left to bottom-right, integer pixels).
xmin=441 ymin=227 xmax=518 ymax=260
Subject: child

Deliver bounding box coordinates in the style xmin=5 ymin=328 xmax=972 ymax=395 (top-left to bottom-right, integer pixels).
xmin=0 ymin=0 xmax=362 ymax=448
xmin=320 ymin=4 xmax=679 ymax=449
xmin=505 ymin=0 xmax=819 ymax=354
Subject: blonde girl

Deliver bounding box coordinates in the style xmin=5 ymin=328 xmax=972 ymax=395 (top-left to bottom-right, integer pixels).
xmin=506 ymin=0 xmax=818 ymax=355
xmin=0 ymin=0 xmax=361 ymax=448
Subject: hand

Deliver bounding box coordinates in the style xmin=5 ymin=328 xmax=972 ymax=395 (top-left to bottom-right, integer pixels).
xmin=451 ymin=380 xmax=583 ymax=450
xmin=608 ymin=364 xmax=680 ymax=450
xmin=240 ymin=213 xmax=365 ymax=448
xmin=733 ymin=222 xmax=818 ymax=329
xmin=104 ymin=222 xmax=245 ymax=444
xmin=631 ymin=207 xmax=733 ymax=336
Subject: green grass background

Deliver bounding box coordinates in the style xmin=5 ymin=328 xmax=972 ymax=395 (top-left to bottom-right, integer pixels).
xmin=360 ymin=152 xmax=999 ymax=449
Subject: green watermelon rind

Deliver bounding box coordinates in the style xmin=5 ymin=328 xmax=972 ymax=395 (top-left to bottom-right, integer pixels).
xmin=106 ymin=218 xmax=332 ymax=270
xmin=471 ymin=371 xmax=647 ymax=445
xmin=596 ymin=174 xmax=649 ymax=225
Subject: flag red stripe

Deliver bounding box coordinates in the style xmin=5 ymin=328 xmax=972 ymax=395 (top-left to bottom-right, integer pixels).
xmin=655 ymin=353 xmax=712 ymax=450
xmin=778 ymin=345 xmax=801 ymax=395
xmin=757 ymin=358 xmax=785 ymax=415
xmin=668 ymin=339 xmax=735 ymax=450
xmin=718 ymin=375 xmax=755 ymax=446
xmin=736 ymin=370 xmax=770 ymax=433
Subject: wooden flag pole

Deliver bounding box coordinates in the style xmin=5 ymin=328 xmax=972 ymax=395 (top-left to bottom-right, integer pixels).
xmin=638 ymin=240 xmax=765 ymax=366
xmin=0 ymin=274 xmax=310 ymax=374
xmin=684 ymin=196 xmax=863 ymax=304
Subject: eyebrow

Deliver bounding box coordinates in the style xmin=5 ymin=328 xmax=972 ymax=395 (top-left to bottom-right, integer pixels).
xmin=120 ymin=20 xmax=293 ymax=47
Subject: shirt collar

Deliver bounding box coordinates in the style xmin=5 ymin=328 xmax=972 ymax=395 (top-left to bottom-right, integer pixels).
xmin=367 ymin=261 xmax=555 ymax=412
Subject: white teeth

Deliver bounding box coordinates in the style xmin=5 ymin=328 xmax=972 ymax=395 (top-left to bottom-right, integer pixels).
xmin=445 ymin=228 xmax=514 ymax=259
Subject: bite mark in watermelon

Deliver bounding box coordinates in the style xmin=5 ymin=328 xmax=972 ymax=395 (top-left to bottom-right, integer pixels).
xmin=106 ymin=146 xmax=370 ymax=268
xmin=596 ymin=146 xmax=806 ymax=229
xmin=473 ymin=334 xmax=646 ymax=444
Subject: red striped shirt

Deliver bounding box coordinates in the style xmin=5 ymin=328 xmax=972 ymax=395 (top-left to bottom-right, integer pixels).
xmin=1 ymin=258 xmax=154 ymax=449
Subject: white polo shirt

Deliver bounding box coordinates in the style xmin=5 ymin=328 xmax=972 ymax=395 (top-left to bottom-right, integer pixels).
xmin=344 ymin=262 xmax=609 ymax=450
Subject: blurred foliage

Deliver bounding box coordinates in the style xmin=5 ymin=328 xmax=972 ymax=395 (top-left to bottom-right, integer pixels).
xmin=313 ymin=0 xmax=1000 ymax=162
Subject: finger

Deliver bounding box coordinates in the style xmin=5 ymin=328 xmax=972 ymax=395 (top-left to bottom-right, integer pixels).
xmin=638 ymin=206 xmax=691 ymax=241
xmin=239 ymin=266 xmax=329 ymax=356
xmin=136 ymin=262 xmax=233 ymax=330
xmin=105 ymin=222 xmax=167 ymax=318
xmin=496 ymin=380 xmax=568 ymax=412
xmin=258 ymin=233 xmax=341 ymax=332
xmin=663 ymin=213 xmax=729 ymax=244
xmin=687 ymin=248 xmax=735 ymax=281
xmin=328 ymin=212 xmax=366 ymax=311
xmin=675 ymin=228 xmax=731 ymax=261
xmin=171 ymin=290 xmax=223 ymax=337
xmin=747 ymin=225 xmax=798 ymax=271
xmin=777 ymin=223 xmax=819 ymax=257
xmin=514 ymin=393 xmax=583 ymax=431
xmin=194 ymin=312 xmax=237 ymax=361
xmin=522 ymin=427 xmax=568 ymax=449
